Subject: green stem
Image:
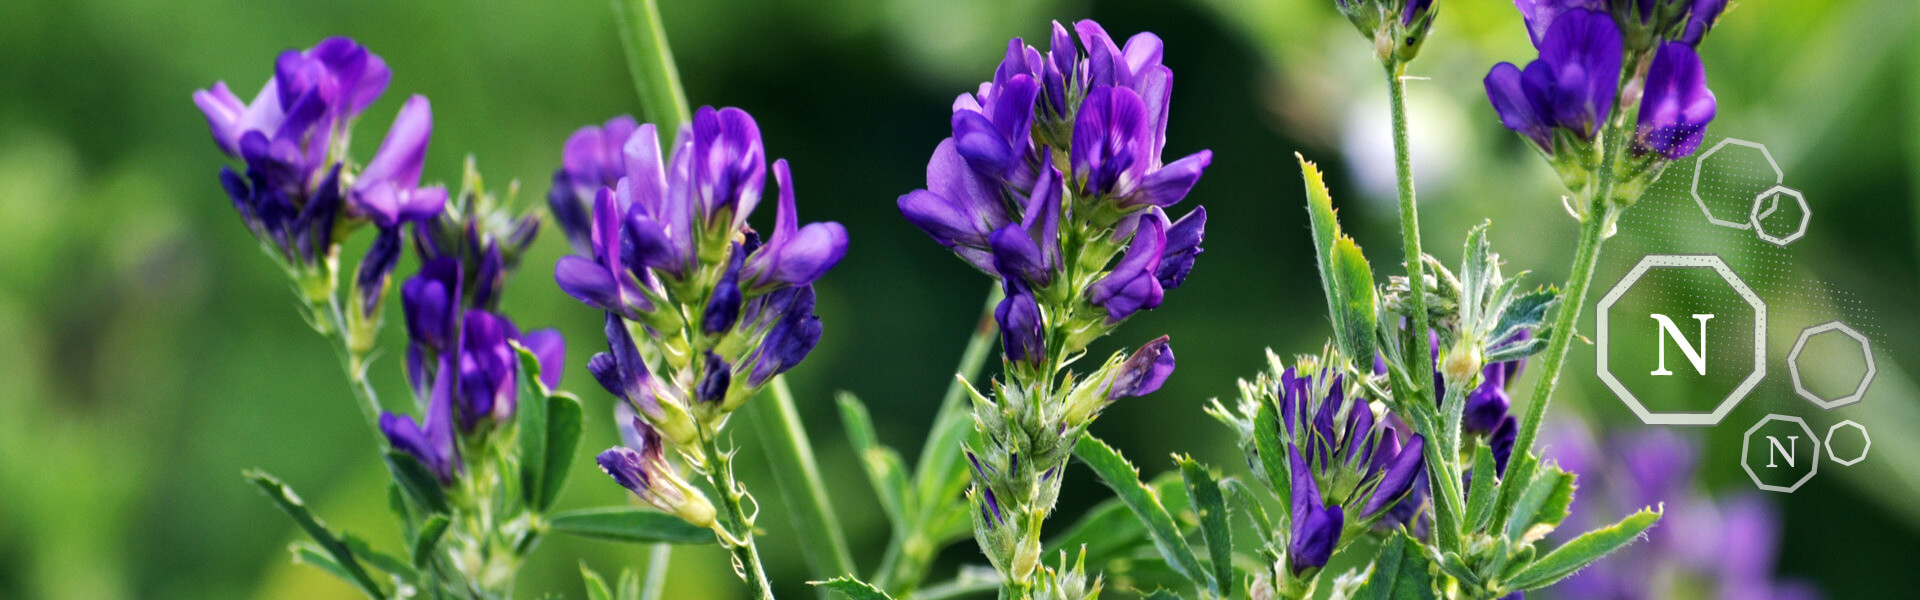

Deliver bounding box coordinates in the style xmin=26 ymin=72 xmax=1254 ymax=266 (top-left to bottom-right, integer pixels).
xmin=609 ymin=0 xmax=690 ymax=127
xmin=699 ymin=429 xmax=778 ymax=600
xmin=746 ymin=376 xmax=857 ymax=586
xmin=641 ymin=543 xmax=671 ymax=600
xmin=325 ymin=295 xmax=388 ymax=450
xmin=1509 ymin=201 xmax=1615 ymax=478
xmin=1385 ymin=62 xmax=1437 ymax=406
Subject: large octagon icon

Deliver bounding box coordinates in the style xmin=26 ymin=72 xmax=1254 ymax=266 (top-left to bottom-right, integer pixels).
xmin=1596 ymin=254 xmax=1767 ymax=426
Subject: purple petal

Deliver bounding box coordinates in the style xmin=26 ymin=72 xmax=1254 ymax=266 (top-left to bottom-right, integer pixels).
xmin=521 ymin=328 xmax=567 ymax=389
xmin=1122 ymin=150 xmax=1210 ymax=208
xmin=1635 ymin=42 xmax=1716 ymax=159
xmin=1155 ymin=206 xmax=1206 ymax=289
xmin=995 ymin=284 xmax=1045 ymax=366
xmin=555 ymin=255 xmax=621 ymax=312
xmin=1363 ymin=434 xmax=1426 ymax=516
xmin=1108 ymin=336 xmax=1175 ymax=399
xmin=356 ymin=94 xmax=432 ymax=194
xmin=1287 ymin=443 xmax=1344 ymax=574
xmin=1087 ymin=208 xmax=1167 ymax=322
xmin=1485 ymin=62 xmax=1553 ymax=151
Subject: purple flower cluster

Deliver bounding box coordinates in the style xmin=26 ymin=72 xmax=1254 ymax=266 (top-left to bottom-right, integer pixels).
xmin=195 ymin=38 xmax=447 ymax=307
xmin=1485 ymin=1 xmax=1721 ymax=160
xmin=1273 ymin=366 xmax=1426 ymax=574
xmin=382 ymin=203 xmax=565 ymax=484
xmin=548 ymin=107 xmax=846 ymax=479
xmin=899 ymin=19 xmax=1210 ymax=362
xmin=1545 ymin=424 xmax=1823 ymax=600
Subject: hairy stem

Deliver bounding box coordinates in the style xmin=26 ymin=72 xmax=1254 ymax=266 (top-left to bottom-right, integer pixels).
xmin=1386 ymin=62 xmax=1437 ymax=407
xmin=699 ymin=430 xmax=778 ymax=600
xmin=1510 ymin=200 xmax=1616 ymax=478
xmin=747 ymin=376 xmax=856 ymax=587
xmin=325 ymin=295 xmax=388 ymax=450
xmin=609 ymin=0 xmax=689 ymax=128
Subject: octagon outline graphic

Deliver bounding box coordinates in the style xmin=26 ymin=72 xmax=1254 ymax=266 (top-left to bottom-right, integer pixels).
xmin=1787 ymin=320 xmax=1875 ymax=410
xmin=1742 ymin=414 xmax=1819 ymax=493
xmin=1597 ymin=254 xmax=1767 ymax=426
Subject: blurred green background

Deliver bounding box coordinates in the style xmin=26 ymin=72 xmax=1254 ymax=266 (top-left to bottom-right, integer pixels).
xmin=1 ymin=0 xmax=1916 ymax=598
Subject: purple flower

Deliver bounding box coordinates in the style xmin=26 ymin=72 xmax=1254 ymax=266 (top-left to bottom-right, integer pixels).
xmin=196 ymin=37 xmax=387 ymax=167
xmin=554 ymin=188 xmax=658 ymax=320
xmin=1156 ymin=207 xmax=1206 ymax=290
xmin=597 ymin=415 xmax=714 ymax=526
xmin=742 ymin=285 xmax=824 ymax=387
xmin=452 ymin=310 xmax=564 ymax=432
xmin=995 ymin=283 xmax=1046 ymax=367
xmin=1087 ymin=208 xmax=1168 ymax=322
xmin=898 ymin=139 xmax=1012 ymax=273
xmin=900 ymin=19 xmax=1210 ymax=300
xmin=1286 ymin=443 xmax=1345 ymax=575
xmin=1108 ymin=336 xmax=1175 ymax=399
xmin=987 ymin=153 xmax=1064 ymax=288
xmin=1484 ymin=9 xmax=1623 ymax=152
xmin=553 ymin=110 xmax=843 ymax=312
xmin=740 ymin=160 xmax=849 ymax=292
xmin=589 ymin=312 xmax=661 ymax=417
xmin=1263 ymin=363 xmax=1427 ymax=546
xmin=351 ymin=95 xmax=447 ymax=228
xmin=687 ymin=107 xmax=767 ymax=233
xmin=551 ymin=116 xmax=640 ymax=256
xmin=382 ymin=354 xmax=460 ymax=484
xmin=1679 ymin=0 xmax=1727 ymax=46
xmin=1634 ymin=42 xmax=1716 ymax=159
xmin=457 ymin=310 xmax=519 ymax=430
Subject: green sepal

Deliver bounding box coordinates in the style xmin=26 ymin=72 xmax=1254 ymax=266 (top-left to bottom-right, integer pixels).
xmin=384 ymin=451 xmax=448 ymax=515
xmin=549 ymin=506 xmax=717 ymax=545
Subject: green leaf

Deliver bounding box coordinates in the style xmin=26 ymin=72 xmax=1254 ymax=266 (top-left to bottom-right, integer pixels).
xmin=384 ymin=451 xmax=448 ymax=515
xmin=538 ymin=392 xmax=585 ymax=511
xmin=1503 ymin=465 xmax=1573 ymax=542
xmin=517 ymin=345 xmax=583 ymax=513
xmin=1464 ymin=445 xmax=1500 ymax=534
xmin=1353 ymin=531 xmax=1437 ymax=600
xmin=411 ymin=514 xmax=450 ymax=569
xmin=1178 ymin=456 xmax=1233 ymax=597
xmin=1300 ymin=154 xmax=1378 ymax=364
xmin=1143 ymin=590 xmax=1184 ymax=600
xmin=1072 ymin=435 xmax=1212 ymax=591
xmin=1505 ymin=508 xmax=1661 ymax=591
xmin=812 ymin=576 xmax=896 ymax=600
xmin=549 ymin=506 xmax=717 ymax=545
xmin=837 ymin=391 xmax=911 ymax=527
xmin=1046 ymin=472 xmax=1183 ymax=562
xmin=517 ymin=345 xmax=551 ymax=510
xmin=582 ymin=563 xmax=614 ymax=600
xmin=247 ymin=471 xmax=387 ymax=599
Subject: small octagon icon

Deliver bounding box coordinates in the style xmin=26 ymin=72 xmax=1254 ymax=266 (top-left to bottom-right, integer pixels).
xmin=1742 ymin=414 xmax=1819 ymax=493
xmin=1788 ymin=321 xmax=1875 ymax=410
xmin=1597 ymin=254 xmax=1767 ymax=426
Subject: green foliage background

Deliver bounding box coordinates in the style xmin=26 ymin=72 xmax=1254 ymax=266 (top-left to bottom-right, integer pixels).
xmin=0 ymin=0 xmax=1915 ymax=598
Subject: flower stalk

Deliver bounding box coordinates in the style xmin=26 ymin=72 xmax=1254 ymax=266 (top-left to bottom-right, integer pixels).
xmin=697 ymin=425 xmax=779 ymax=600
